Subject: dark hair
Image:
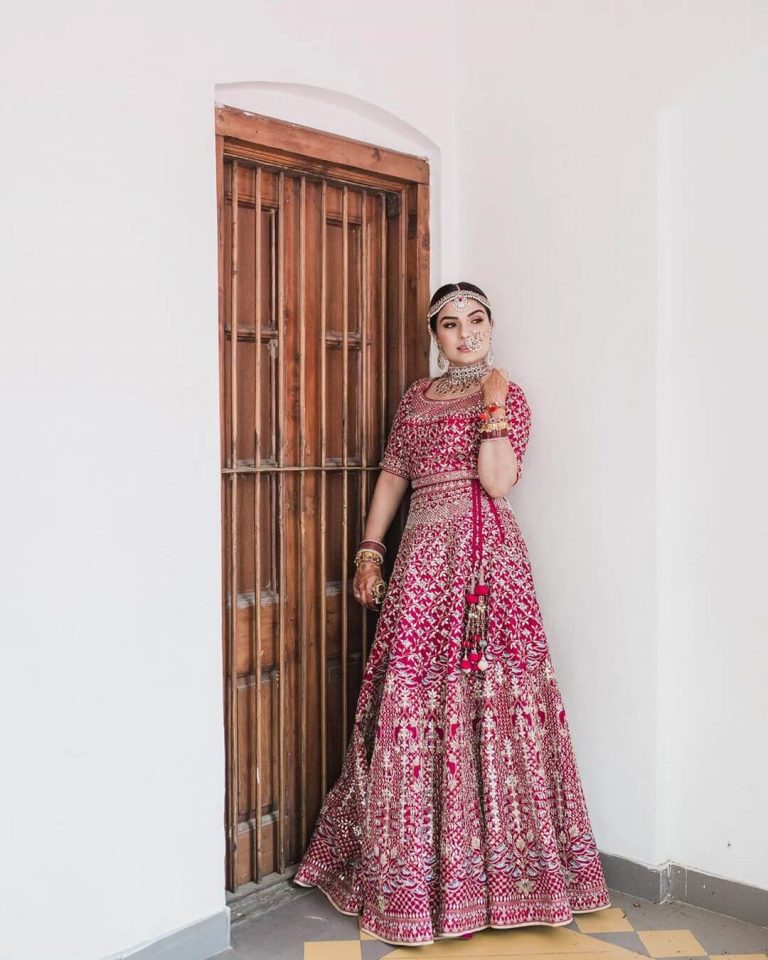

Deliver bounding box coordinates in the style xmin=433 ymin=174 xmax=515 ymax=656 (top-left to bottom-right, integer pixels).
xmin=428 ymin=281 xmax=493 ymax=334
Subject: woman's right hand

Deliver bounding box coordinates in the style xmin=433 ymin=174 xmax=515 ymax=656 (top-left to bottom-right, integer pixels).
xmin=353 ymin=561 xmax=385 ymax=610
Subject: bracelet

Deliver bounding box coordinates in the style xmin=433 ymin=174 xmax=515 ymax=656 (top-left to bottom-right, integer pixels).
xmin=477 ymin=406 xmax=505 ymax=424
xmin=479 ymin=418 xmax=510 ymax=434
xmin=354 ymin=548 xmax=384 ymax=568
xmin=359 ymin=538 xmax=387 ymax=553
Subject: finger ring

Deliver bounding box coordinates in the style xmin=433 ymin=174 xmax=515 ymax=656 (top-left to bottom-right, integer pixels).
xmin=371 ymin=578 xmax=387 ymax=604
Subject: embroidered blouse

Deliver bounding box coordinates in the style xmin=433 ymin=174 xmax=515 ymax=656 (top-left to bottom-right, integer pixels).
xmin=378 ymin=376 xmax=532 ymax=486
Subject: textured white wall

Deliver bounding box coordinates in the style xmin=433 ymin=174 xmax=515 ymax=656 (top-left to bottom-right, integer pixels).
xmin=658 ymin=45 xmax=768 ymax=889
xmin=0 ymin=4 xmax=458 ymax=960
xmin=453 ymin=0 xmax=768 ymax=875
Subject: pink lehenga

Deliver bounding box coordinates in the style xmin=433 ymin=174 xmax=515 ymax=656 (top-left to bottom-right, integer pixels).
xmin=293 ymin=376 xmax=611 ymax=946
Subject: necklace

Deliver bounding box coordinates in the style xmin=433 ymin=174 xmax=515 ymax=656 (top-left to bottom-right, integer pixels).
xmin=432 ymin=357 xmax=490 ymax=396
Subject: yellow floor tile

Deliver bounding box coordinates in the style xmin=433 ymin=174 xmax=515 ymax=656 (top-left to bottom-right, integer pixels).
xmin=636 ymin=929 xmax=707 ymax=957
xmin=382 ymin=926 xmax=648 ymax=957
xmin=575 ymin=908 xmax=634 ymax=933
xmin=303 ymin=940 xmax=362 ymax=960
xmin=360 ymin=929 xmax=381 ymax=941
xmin=709 ymin=956 xmax=768 ymax=959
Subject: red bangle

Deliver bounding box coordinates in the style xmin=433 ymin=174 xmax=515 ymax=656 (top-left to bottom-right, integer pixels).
xmin=359 ymin=538 xmax=386 ymax=553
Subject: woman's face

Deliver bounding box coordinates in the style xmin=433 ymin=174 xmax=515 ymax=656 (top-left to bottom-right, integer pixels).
xmin=433 ymin=299 xmax=492 ymax=365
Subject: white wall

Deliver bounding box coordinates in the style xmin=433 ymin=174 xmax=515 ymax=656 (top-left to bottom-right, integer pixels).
xmin=658 ymin=46 xmax=768 ymax=889
xmin=2 ymin=3 xmax=768 ymax=959
xmin=0 ymin=4 xmax=458 ymax=960
xmin=454 ymin=0 xmax=768 ymax=875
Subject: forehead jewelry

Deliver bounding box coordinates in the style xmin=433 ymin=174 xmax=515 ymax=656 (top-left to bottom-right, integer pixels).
xmin=425 ymin=285 xmax=492 ymax=331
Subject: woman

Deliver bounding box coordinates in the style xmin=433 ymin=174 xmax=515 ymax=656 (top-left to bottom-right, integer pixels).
xmin=293 ymin=281 xmax=611 ymax=946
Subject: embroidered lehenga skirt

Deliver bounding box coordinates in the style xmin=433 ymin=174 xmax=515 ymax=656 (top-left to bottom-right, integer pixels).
xmin=293 ymin=377 xmax=611 ymax=945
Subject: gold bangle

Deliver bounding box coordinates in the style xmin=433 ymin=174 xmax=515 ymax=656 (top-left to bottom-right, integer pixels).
xmin=479 ymin=419 xmax=509 ymax=433
xmin=354 ymin=548 xmax=384 ymax=568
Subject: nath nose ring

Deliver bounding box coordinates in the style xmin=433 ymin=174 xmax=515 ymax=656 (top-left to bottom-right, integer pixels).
xmin=463 ymin=332 xmax=484 ymax=352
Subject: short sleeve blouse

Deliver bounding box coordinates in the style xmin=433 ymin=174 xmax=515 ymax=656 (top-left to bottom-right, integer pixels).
xmin=379 ymin=377 xmax=532 ymax=484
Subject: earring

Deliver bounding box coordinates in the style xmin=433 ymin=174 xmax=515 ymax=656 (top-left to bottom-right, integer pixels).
xmin=437 ymin=344 xmax=449 ymax=371
xmin=486 ymin=339 xmax=495 ymax=366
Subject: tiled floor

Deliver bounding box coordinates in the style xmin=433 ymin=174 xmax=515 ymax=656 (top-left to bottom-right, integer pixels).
xmin=212 ymin=886 xmax=768 ymax=960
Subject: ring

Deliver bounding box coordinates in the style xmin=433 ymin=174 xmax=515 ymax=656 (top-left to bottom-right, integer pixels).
xmin=371 ymin=579 xmax=387 ymax=605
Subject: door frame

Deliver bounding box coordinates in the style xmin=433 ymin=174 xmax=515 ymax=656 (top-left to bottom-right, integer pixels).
xmin=214 ymin=105 xmax=431 ymax=894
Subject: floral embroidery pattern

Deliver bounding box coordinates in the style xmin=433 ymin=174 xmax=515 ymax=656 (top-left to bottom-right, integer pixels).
xmin=293 ymin=377 xmax=610 ymax=945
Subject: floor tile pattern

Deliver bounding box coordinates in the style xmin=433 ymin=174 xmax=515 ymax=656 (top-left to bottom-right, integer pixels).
xmin=213 ymin=886 xmax=768 ymax=960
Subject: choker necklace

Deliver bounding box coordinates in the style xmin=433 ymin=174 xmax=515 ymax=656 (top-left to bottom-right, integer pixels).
xmin=432 ymin=357 xmax=491 ymax=395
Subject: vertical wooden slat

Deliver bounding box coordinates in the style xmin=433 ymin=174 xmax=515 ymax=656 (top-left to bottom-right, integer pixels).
xmin=397 ymin=190 xmax=408 ymax=540
xmin=341 ymin=185 xmax=349 ymax=742
xmin=298 ymin=174 xmax=308 ymax=847
xmin=277 ymin=169 xmax=286 ymax=873
xmin=379 ymin=193 xmax=387 ymax=452
xmin=399 ymin=190 xmax=407 ymax=400
xmin=269 ymin=211 xmax=278 ymax=462
xmin=215 ymin=137 xmax=233 ymax=891
xmin=360 ymin=189 xmax=369 ymax=668
xmin=319 ymin=182 xmax=328 ymax=797
xmin=229 ymin=159 xmax=241 ymax=889
xmin=415 ymin=182 xmax=431 ymax=378
xmin=252 ymin=164 xmax=263 ymax=884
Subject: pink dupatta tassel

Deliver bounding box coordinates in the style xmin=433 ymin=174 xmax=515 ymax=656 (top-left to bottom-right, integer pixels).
xmin=460 ymin=478 xmax=491 ymax=673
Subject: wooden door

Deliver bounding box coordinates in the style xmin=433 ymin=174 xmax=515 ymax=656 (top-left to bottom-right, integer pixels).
xmin=215 ymin=107 xmax=430 ymax=893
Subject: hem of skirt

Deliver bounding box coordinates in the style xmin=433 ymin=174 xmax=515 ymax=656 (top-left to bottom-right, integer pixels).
xmin=293 ymin=875 xmax=360 ymax=918
xmin=292 ymin=871 xmax=612 ymax=947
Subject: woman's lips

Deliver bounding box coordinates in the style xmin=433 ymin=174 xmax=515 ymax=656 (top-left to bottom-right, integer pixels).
xmin=458 ymin=345 xmax=472 ymax=352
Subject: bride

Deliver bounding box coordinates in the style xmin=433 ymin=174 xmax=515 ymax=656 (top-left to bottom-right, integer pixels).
xmin=293 ymin=281 xmax=611 ymax=946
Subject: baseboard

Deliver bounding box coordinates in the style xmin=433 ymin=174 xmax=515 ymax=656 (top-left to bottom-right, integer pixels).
xmin=601 ymin=851 xmax=768 ymax=928
xmin=110 ymin=907 xmax=231 ymax=960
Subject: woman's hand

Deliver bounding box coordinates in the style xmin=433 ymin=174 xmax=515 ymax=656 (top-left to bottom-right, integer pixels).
xmin=353 ymin=561 xmax=385 ymax=610
xmin=480 ymin=366 xmax=509 ymax=407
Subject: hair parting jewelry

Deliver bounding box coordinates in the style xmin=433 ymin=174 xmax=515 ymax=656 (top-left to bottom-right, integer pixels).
xmin=427 ymin=285 xmax=492 ymax=323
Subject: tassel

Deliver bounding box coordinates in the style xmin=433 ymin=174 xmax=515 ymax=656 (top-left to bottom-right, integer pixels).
xmin=460 ymin=582 xmax=479 ymax=673
xmin=460 ymin=578 xmax=492 ymax=672
xmin=460 ymin=480 xmax=494 ymax=674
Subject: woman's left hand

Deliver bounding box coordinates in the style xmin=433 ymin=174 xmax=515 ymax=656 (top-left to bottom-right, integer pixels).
xmin=480 ymin=367 xmax=509 ymax=407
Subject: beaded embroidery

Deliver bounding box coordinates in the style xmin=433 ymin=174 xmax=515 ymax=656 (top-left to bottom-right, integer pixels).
xmin=296 ymin=374 xmax=612 ymax=946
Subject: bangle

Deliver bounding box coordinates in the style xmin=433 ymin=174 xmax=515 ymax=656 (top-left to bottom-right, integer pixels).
xmin=479 ymin=418 xmax=509 ymax=434
xmin=354 ymin=548 xmax=384 ymax=568
xmin=477 ymin=406 xmax=506 ymax=423
xmin=359 ymin=538 xmax=386 ymax=553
